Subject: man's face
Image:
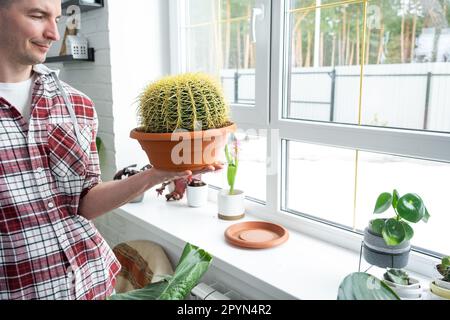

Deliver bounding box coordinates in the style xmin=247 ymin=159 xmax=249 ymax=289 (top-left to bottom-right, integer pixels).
xmin=0 ymin=0 xmax=62 ymax=66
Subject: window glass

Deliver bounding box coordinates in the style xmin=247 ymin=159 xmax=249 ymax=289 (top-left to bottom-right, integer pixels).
xmin=186 ymin=0 xmax=257 ymax=106
xmin=203 ymin=134 xmax=267 ymax=202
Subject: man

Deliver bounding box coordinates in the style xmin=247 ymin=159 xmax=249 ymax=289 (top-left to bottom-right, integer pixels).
xmin=0 ymin=0 xmax=220 ymax=300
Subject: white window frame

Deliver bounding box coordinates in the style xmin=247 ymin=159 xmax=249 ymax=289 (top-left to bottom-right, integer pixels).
xmin=169 ymin=0 xmax=449 ymax=276
xmin=169 ymin=0 xmax=271 ymax=126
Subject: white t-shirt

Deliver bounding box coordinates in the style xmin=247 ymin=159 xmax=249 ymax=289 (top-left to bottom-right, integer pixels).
xmin=0 ymin=75 xmax=35 ymax=124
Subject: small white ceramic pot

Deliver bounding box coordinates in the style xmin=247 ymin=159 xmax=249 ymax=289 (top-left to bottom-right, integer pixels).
xmin=217 ymin=189 xmax=245 ymax=221
xmin=187 ymin=183 xmax=209 ymax=208
xmin=384 ymin=278 xmax=423 ymax=300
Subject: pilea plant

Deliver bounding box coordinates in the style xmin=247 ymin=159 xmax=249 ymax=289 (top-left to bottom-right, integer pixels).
xmin=137 ymin=73 xmax=230 ymax=133
xmin=371 ymin=190 xmax=430 ymax=246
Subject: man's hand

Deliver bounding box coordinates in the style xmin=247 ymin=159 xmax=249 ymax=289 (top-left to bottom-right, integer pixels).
xmin=146 ymin=163 xmax=224 ymax=186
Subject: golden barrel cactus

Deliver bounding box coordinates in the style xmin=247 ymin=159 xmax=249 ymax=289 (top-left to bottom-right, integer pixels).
xmin=138 ymin=73 xmax=231 ymax=133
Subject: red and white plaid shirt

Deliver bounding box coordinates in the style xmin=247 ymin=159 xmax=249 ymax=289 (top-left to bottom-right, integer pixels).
xmin=0 ymin=64 xmax=120 ymax=300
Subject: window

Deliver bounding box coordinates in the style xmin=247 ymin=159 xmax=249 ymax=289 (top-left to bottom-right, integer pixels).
xmin=171 ymin=0 xmax=270 ymax=125
xmin=170 ymin=0 xmax=450 ymax=257
xmin=170 ymin=0 xmax=270 ymax=202
xmin=204 ymin=133 xmax=267 ymax=202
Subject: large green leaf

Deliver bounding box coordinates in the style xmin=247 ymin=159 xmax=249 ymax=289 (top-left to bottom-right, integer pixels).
xmin=224 ymin=145 xmax=233 ymax=164
xmin=392 ymin=189 xmax=399 ymax=209
xmin=227 ymin=164 xmax=237 ymax=193
xmin=374 ymin=192 xmax=392 ymax=214
xmin=337 ymin=272 xmax=400 ymax=300
xmin=397 ymin=193 xmax=424 ymax=223
xmin=382 ymin=219 xmax=406 ymax=246
xmin=109 ymin=243 xmax=212 ymax=300
xmin=400 ymin=221 xmax=414 ymax=242
xmin=159 ymin=243 xmax=212 ymax=300
xmin=370 ymin=219 xmax=386 ymax=235
xmin=108 ymin=281 xmax=168 ymax=300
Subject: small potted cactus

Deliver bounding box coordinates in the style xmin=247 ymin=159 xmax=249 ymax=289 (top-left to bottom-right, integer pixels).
xmin=186 ymin=177 xmax=209 ymax=208
xmin=130 ymin=73 xmax=236 ymax=171
xmin=382 ymin=269 xmax=423 ymax=300
xmin=217 ymin=134 xmax=245 ymax=221
xmin=430 ymin=256 xmax=450 ymax=300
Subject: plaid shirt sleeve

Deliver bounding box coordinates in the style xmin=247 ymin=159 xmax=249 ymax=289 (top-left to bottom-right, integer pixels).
xmin=80 ymin=107 xmax=102 ymax=199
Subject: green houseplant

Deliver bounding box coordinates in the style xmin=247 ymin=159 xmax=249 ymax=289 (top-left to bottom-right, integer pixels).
xmin=430 ymin=256 xmax=450 ymax=299
xmin=217 ymin=134 xmax=245 ymax=221
xmin=363 ymin=190 xmax=430 ymax=269
xmin=437 ymin=256 xmax=450 ymax=283
xmin=224 ymin=140 xmax=238 ymax=196
xmin=109 ymin=243 xmax=212 ymax=300
xmin=382 ymin=269 xmax=423 ymax=300
xmin=130 ymin=73 xmax=236 ymax=171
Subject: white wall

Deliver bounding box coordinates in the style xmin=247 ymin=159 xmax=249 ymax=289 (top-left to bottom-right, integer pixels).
xmin=108 ymin=0 xmax=171 ymax=171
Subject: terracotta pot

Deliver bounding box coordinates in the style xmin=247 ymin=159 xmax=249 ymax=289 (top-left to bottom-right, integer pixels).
xmin=130 ymin=123 xmax=236 ymax=171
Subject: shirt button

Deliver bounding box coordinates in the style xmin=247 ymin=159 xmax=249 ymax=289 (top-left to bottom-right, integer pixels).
xmin=36 ymin=167 xmax=44 ymax=174
xmin=48 ymin=202 xmax=55 ymax=209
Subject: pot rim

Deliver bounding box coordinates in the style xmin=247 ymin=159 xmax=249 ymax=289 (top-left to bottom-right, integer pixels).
xmin=130 ymin=123 xmax=236 ymax=141
xmin=384 ymin=278 xmax=421 ymax=289
xmin=187 ymin=183 xmax=208 ymax=188
xmin=364 ymin=227 xmax=411 ymax=246
xmin=219 ymin=189 xmax=244 ymax=196
xmin=363 ymin=227 xmax=411 ymax=253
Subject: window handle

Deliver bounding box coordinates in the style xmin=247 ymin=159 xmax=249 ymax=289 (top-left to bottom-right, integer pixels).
xmin=251 ymin=5 xmax=265 ymax=43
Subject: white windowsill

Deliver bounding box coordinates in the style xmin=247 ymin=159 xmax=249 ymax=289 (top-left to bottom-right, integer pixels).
xmin=114 ymin=188 xmax=433 ymax=300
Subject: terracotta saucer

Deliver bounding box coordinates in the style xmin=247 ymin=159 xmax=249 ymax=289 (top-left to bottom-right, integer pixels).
xmin=224 ymin=221 xmax=289 ymax=249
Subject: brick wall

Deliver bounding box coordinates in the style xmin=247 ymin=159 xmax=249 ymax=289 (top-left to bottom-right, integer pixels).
xmin=47 ymin=1 xmax=117 ymax=180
